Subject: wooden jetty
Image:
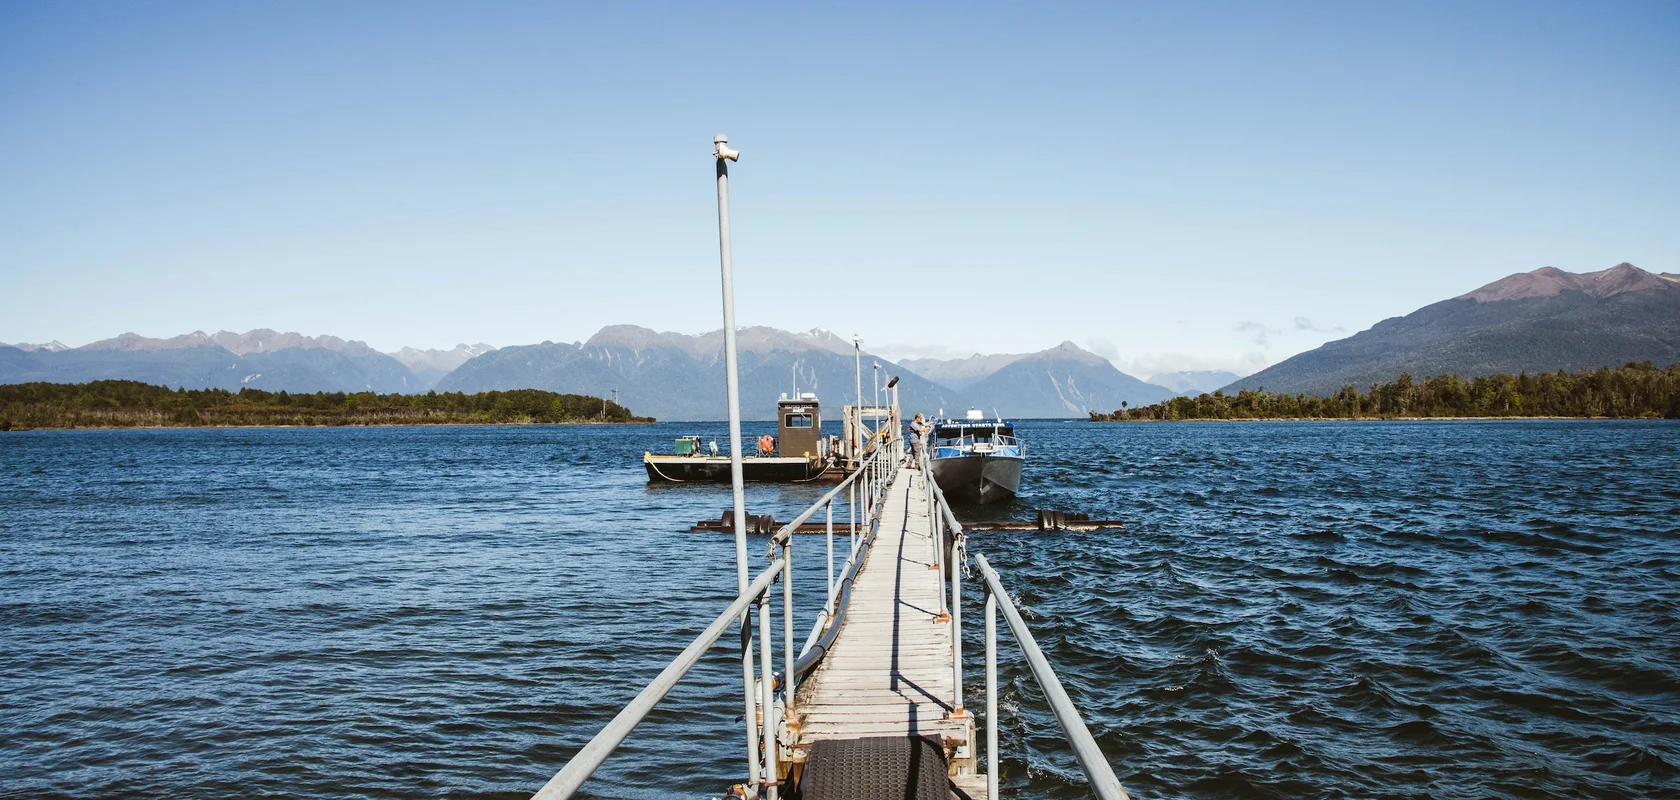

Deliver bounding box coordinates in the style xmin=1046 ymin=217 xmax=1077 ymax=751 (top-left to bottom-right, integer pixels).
xmin=792 ymin=466 xmax=987 ymax=799
xmin=527 ymin=135 xmax=1126 ymax=800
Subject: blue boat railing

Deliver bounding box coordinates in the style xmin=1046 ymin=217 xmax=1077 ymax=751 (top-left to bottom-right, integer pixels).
xmin=932 ymin=431 xmax=1025 ymax=460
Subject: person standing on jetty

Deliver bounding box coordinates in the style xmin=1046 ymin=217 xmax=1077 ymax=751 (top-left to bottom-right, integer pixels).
xmin=905 ymin=413 xmax=930 ymax=468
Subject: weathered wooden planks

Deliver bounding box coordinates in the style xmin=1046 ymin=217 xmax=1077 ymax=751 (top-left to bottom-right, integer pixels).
xmin=792 ymin=468 xmax=984 ymax=797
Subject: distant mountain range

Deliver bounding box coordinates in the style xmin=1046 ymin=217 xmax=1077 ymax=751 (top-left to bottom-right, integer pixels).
xmin=12 ymin=262 xmax=1670 ymax=417
xmin=389 ymin=343 xmax=497 ymax=386
xmin=1 ymin=326 xmax=1175 ymax=420
xmin=1226 ymin=263 xmax=1680 ymax=396
xmin=0 ymin=330 xmax=427 ymax=394
xmin=901 ymin=343 xmax=1177 ymax=415
xmin=437 ymin=325 xmax=968 ymax=421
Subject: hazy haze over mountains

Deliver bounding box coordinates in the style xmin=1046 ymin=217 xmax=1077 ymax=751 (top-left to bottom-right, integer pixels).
xmin=898 ymin=353 xmax=1034 ymax=391
xmin=1226 ymin=263 xmax=1680 ymax=396
xmin=1149 ymin=370 xmax=1244 ymax=395
xmin=389 ymin=344 xmax=498 ymax=387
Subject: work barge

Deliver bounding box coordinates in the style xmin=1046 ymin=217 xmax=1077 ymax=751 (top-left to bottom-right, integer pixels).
xmin=526 ymin=135 xmax=1129 ymax=799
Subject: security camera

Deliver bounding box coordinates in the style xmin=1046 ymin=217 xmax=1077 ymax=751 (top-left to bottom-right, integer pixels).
xmin=714 ymin=134 xmax=739 ymax=162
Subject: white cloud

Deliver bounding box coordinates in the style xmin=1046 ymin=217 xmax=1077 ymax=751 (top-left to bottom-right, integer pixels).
xmin=871 ymin=342 xmax=982 ymax=363
xmin=1293 ymin=316 xmax=1346 ymax=334
xmin=1110 ymin=350 xmax=1271 ymax=380
xmin=1234 ymin=321 xmax=1279 ymax=346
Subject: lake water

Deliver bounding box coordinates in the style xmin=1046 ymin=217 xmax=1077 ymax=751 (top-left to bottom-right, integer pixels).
xmin=2 ymin=421 xmax=1677 ymax=799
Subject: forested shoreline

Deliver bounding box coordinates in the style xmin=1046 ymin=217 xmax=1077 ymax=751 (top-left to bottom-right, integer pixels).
xmin=0 ymin=380 xmax=653 ymax=430
xmin=1092 ymin=363 xmax=1680 ymax=421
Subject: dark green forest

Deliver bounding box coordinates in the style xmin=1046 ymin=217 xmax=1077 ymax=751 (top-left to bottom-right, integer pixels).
xmin=0 ymin=381 xmax=652 ymax=430
xmin=1091 ymin=363 xmax=1680 ymax=421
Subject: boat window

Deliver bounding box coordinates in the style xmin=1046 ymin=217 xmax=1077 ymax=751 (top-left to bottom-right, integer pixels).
xmin=784 ymin=413 xmax=813 ymax=428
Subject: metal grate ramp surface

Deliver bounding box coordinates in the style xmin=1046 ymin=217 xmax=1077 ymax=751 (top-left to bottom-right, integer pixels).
xmin=799 ymin=736 xmax=950 ymax=800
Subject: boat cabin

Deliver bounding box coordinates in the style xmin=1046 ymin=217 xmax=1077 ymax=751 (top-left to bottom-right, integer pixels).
xmin=778 ymin=393 xmax=822 ymax=459
xmin=932 ymin=420 xmax=1015 ymax=443
xmin=932 ymin=415 xmax=1020 ymax=458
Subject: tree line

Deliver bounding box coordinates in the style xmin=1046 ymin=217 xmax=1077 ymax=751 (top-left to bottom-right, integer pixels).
xmin=0 ymin=380 xmax=653 ymax=430
xmin=1090 ymin=363 xmax=1680 ymax=421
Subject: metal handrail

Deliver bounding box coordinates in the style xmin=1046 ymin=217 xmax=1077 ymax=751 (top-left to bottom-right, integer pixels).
xmin=972 ymin=554 xmax=1131 ymax=800
xmin=920 ymin=447 xmax=1129 ymax=800
xmin=766 ymin=441 xmax=890 ymax=550
xmin=772 ymin=443 xmax=900 ymax=690
xmin=531 ymin=442 xmax=901 ymax=800
xmin=530 ymin=559 xmax=787 ymax=800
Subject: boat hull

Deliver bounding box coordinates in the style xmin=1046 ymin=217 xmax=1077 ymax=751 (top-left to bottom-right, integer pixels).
xmin=645 ymin=455 xmax=831 ymax=483
xmin=929 ymin=453 xmax=1022 ymax=504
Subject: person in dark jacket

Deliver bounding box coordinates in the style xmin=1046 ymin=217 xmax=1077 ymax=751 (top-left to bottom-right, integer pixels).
xmin=905 ymin=414 xmax=930 ymax=468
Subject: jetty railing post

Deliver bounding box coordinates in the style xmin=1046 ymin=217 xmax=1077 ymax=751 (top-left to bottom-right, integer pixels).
xmin=974 ymin=554 xmax=1131 ymax=800
xmin=825 ymin=499 xmax=835 ymax=611
xmin=951 ymin=533 xmax=963 ymax=717
xmin=985 ymin=589 xmax=999 ymax=800
xmin=739 ymin=609 xmax=760 ymax=786
xmin=758 ymin=576 xmax=779 ymax=799
xmin=849 ymin=478 xmax=857 ymax=554
xmin=711 ymin=133 xmax=760 ymax=789
xmin=934 ymin=489 xmax=948 ymax=618
xmin=783 ymin=538 xmax=795 ymax=726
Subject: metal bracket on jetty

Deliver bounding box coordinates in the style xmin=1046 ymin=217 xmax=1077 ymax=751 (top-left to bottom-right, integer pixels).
xmin=527 ymin=136 xmax=1131 ymax=800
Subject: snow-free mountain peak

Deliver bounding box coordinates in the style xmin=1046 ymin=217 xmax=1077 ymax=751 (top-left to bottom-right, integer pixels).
xmin=1458 ymin=263 xmax=1674 ymax=303
xmin=1229 ymin=262 xmax=1680 ymax=396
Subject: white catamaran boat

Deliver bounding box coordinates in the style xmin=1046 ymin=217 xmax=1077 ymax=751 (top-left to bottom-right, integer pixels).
xmin=928 ymin=409 xmax=1025 ymax=504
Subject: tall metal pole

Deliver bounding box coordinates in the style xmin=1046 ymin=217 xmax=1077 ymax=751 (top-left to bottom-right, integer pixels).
xmin=713 ymin=133 xmax=760 ymax=788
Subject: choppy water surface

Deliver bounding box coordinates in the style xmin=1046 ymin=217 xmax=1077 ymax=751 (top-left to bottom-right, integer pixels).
xmin=2 ymin=421 xmax=1677 ymax=799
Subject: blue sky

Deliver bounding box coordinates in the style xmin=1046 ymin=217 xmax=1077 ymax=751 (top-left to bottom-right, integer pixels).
xmin=2 ymin=1 xmax=1675 ymax=377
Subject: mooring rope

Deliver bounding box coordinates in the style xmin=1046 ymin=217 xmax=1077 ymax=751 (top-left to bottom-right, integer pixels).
xmin=645 ymin=459 xmax=688 ymax=483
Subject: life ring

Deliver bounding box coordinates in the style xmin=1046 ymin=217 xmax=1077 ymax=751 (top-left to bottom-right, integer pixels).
xmin=758 ymin=434 xmax=776 ymax=454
